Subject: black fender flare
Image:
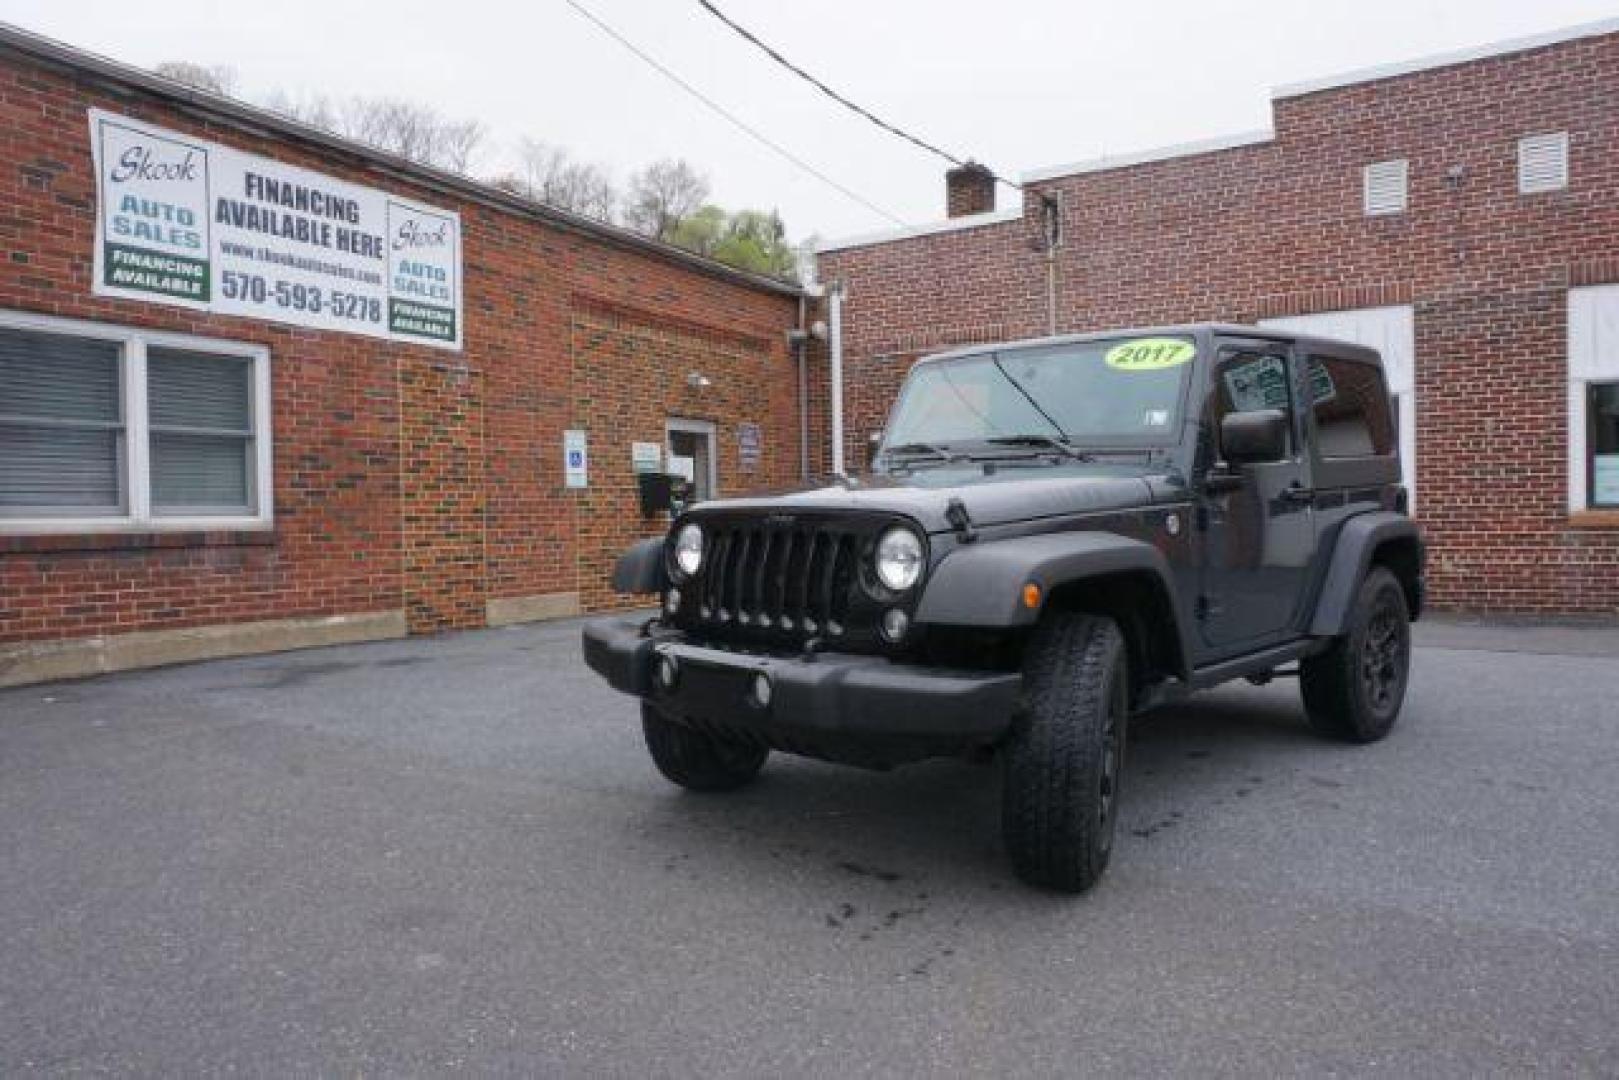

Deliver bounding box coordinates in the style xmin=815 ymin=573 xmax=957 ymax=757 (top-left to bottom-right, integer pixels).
xmin=612 ymin=537 xmax=668 ymax=594
xmin=915 ymin=531 xmax=1193 ymax=677
xmin=1308 ymin=512 xmax=1425 ymax=636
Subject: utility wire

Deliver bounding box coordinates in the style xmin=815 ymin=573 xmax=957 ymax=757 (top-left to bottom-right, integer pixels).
xmin=694 ymin=0 xmax=1024 ymax=194
xmin=563 ymin=0 xmax=906 ymax=226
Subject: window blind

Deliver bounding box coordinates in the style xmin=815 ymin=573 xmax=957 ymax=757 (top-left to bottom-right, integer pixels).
xmin=0 ymin=329 xmax=124 ymax=513
xmin=147 ymin=347 xmax=252 ymax=512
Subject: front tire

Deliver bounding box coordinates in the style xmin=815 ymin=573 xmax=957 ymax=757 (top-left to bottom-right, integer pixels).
xmin=1002 ymin=612 xmax=1129 ymax=893
xmin=641 ymin=702 xmax=768 ymax=792
xmin=1300 ymin=567 xmax=1411 ymax=743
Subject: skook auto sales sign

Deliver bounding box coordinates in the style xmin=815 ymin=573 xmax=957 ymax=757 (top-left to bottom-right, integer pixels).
xmin=89 ymin=108 xmax=463 ymax=350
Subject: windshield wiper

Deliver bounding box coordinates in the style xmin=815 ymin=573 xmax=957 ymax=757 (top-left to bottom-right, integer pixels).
xmin=883 ymin=441 xmax=959 ymax=463
xmin=984 ymin=434 xmax=1095 ymax=462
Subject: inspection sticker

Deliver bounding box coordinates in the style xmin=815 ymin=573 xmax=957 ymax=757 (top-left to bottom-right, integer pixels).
xmin=1104 ymin=338 xmax=1196 ymax=371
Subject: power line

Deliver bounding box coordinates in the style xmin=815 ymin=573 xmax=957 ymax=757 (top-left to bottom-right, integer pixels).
xmin=694 ymin=0 xmax=1023 ymax=193
xmin=562 ymin=0 xmax=906 ymax=226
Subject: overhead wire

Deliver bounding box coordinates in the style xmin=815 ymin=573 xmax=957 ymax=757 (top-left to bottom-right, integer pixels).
xmin=562 ymin=0 xmax=907 ymax=226
xmin=693 ymin=0 xmax=1026 ymax=195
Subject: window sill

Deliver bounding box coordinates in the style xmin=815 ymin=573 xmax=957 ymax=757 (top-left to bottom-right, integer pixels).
xmin=0 ymin=527 xmax=277 ymax=555
xmin=1568 ymin=510 xmax=1619 ymax=530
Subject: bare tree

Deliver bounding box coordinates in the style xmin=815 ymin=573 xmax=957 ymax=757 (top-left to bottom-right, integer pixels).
xmin=511 ymin=138 xmax=618 ymax=221
xmin=260 ymin=88 xmax=339 ymax=131
xmin=624 ymin=159 xmax=710 ymax=240
xmin=154 ymin=61 xmax=237 ymax=97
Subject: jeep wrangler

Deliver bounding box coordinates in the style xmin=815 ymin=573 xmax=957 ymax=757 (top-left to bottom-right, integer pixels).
xmin=583 ymin=325 xmax=1424 ymax=893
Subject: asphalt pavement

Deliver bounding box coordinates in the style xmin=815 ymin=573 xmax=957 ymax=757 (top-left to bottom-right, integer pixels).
xmin=2 ymin=614 xmax=1617 ymax=1076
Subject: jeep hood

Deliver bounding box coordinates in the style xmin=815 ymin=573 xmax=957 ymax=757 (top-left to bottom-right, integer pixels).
xmin=689 ymin=464 xmax=1184 ymax=533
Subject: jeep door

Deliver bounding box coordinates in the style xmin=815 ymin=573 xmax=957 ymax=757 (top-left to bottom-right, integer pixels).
xmin=1196 ymin=340 xmax=1316 ymax=656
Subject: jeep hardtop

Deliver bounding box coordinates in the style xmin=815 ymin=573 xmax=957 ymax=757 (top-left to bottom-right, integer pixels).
xmin=583 ymin=324 xmax=1424 ymax=892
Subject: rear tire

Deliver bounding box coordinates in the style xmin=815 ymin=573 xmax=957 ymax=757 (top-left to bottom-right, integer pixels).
xmin=1300 ymin=567 xmax=1411 ymax=743
xmin=1002 ymin=612 xmax=1128 ymax=894
xmin=641 ymin=702 xmax=768 ymax=792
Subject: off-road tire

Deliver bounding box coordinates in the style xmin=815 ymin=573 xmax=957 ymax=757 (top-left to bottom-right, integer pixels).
xmin=1300 ymin=567 xmax=1411 ymax=743
xmin=1002 ymin=611 xmax=1128 ymax=893
xmin=642 ymin=702 xmax=768 ymax=792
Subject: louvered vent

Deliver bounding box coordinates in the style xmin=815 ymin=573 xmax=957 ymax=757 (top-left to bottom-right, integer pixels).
xmin=1363 ymin=159 xmax=1408 ymax=216
xmin=1518 ymin=132 xmax=1569 ymax=194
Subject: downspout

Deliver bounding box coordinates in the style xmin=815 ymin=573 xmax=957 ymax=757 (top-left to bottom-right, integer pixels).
xmin=791 ymin=292 xmax=811 ymax=482
xmin=829 ymin=279 xmax=846 ymax=477
xmin=1041 ymin=191 xmax=1061 ymax=335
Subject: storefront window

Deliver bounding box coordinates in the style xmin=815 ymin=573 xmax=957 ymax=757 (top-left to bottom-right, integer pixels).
xmin=1591 ymin=383 xmax=1619 ymax=508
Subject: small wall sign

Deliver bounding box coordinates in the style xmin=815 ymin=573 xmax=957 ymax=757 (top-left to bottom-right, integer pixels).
xmin=564 ymin=429 xmax=589 ymax=488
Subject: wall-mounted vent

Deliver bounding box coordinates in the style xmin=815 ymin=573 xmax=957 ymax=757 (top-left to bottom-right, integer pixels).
xmin=1363 ymin=159 xmax=1408 ymax=216
xmin=1518 ymin=132 xmax=1569 ymax=193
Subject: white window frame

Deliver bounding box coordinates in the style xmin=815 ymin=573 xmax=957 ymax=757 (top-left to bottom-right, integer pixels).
xmin=0 ymin=309 xmax=272 ymax=534
xmin=665 ymin=417 xmax=719 ymax=501
xmin=1568 ymin=285 xmax=1619 ymax=513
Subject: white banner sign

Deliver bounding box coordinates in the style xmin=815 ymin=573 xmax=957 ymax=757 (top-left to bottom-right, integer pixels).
xmin=89 ymin=108 xmax=463 ymax=350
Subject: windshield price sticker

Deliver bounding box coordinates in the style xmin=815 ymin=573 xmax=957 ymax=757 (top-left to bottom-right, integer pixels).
xmin=1104 ymin=338 xmax=1196 ymax=372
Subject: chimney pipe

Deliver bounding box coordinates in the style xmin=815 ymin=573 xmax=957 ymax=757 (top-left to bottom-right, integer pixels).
xmin=945 ymin=161 xmax=995 ymax=218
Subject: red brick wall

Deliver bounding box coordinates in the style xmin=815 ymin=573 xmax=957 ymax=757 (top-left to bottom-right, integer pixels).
xmin=0 ymin=47 xmax=800 ymax=644
xmin=818 ymin=29 xmax=1619 ymax=615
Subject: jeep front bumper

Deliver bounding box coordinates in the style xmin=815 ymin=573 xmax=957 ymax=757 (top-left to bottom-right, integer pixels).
xmin=581 ymin=617 xmax=1021 ymax=765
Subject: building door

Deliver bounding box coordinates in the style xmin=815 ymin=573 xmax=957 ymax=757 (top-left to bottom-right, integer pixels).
xmin=1261 ymin=306 xmax=1415 ymax=507
xmin=666 ymin=419 xmax=717 ymax=502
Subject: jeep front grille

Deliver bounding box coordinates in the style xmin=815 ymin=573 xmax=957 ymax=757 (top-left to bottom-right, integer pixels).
xmin=700 ymin=524 xmax=857 ymax=635
xmin=672 ymin=513 xmax=913 ymax=650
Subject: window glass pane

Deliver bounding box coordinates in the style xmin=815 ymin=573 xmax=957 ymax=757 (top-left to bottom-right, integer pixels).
xmin=147 ymin=348 xmax=251 ymax=433
xmin=150 ymin=432 xmax=250 ymax=510
xmin=1307 ymin=355 xmax=1394 ymax=458
xmin=0 ymin=328 xmax=123 ymax=513
xmin=147 ymin=348 xmax=252 ymax=514
xmin=1215 ymin=349 xmax=1294 ymax=456
xmin=1591 ymin=384 xmax=1619 ymax=508
xmin=0 ymin=426 xmax=123 ymax=510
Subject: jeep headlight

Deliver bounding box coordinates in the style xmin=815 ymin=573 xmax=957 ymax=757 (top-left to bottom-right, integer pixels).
xmin=874 ymin=526 xmax=924 ymax=592
xmin=672 ymin=523 xmax=704 ymax=578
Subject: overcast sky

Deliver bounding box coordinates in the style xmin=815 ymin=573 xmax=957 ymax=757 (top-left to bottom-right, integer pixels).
xmin=4 ymin=0 xmax=1617 ymax=243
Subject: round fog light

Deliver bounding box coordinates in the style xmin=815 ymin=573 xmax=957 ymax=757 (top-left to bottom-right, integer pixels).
xmin=750 ymin=672 xmax=773 ymax=708
xmin=654 ymin=652 xmax=679 ymax=691
xmin=664 ymin=588 xmax=681 ymax=615
xmin=881 ymin=608 xmax=910 ymax=642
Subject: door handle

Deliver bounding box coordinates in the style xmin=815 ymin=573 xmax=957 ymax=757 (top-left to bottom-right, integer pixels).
xmin=1281 ymin=484 xmax=1315 ymax=505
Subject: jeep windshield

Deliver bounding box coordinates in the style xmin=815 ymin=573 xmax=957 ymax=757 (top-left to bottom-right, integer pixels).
xmin=881 ymin=336 xmax=1195 ymax=461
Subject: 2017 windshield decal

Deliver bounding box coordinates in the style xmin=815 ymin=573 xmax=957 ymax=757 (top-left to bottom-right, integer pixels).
xmin=1104 ymin=338 xmax=1195 ymax=371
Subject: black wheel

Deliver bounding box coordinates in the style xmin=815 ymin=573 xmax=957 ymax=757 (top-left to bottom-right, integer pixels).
xmin=641 ymin=702 xmax=768 ymax=792
xmin=1002 ymin=611 xmax=1128 ymax=894
xmin=1300 ymin=567 xmax=1411 ymax=743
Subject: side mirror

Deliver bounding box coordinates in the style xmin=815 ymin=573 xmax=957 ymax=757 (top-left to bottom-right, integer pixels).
xmin=866 ymin=429 xmax=884 ymax=467
xmin=1220 ymin=409 xmax=1289 ymax=465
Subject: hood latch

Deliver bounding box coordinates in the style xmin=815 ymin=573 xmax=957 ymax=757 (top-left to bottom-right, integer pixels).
xmin=945 ymin=497 xmax=978 ymax=543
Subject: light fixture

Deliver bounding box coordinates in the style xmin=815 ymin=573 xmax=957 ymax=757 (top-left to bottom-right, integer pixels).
xmin=686 ymin=372 xmax=712 ymax=390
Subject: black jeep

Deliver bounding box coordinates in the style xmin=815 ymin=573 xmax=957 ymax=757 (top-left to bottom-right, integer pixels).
xmin=583 ymin=325 xmax=1424 ymax=892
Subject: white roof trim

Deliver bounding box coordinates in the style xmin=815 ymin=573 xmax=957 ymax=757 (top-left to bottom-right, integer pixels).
xmin=1020 ymin=129 xmax=1275 ymax=184
xmin=815 ymin=206 xmax=1023 ymax=254
xmin=1273 ymin=16 xmax=1619 ymax=100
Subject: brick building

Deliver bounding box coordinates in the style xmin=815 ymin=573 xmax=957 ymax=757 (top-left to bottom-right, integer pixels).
xmin=817 ymin=18 xmax=1619 ymax=616
xmin=0 ymin=24 xmax=810 ymax=685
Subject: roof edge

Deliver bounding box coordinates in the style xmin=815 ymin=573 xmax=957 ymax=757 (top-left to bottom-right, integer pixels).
xmin=1020 ymin=129 xmax=1275 ymax=184
xmin=0 ymin=20 xmax=803 ymax=299
xmin=1272 ymin=16 xmax=1619 ymax=100
xmin=815 ymin=206 xmax=1023 ymax=255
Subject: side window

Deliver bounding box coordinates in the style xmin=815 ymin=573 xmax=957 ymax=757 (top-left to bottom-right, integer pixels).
xmin=1214 ymin=348 xmax=1295 ymax=458
xmin=1306 ymin=354 xmax=1394 ymax=458
xmin=1589 ymin=383 xmax=1619 ymax=508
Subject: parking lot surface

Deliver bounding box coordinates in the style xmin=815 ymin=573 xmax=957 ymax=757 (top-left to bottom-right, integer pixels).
xmin=3 ymin=615 xmax=1618 ymax=1075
